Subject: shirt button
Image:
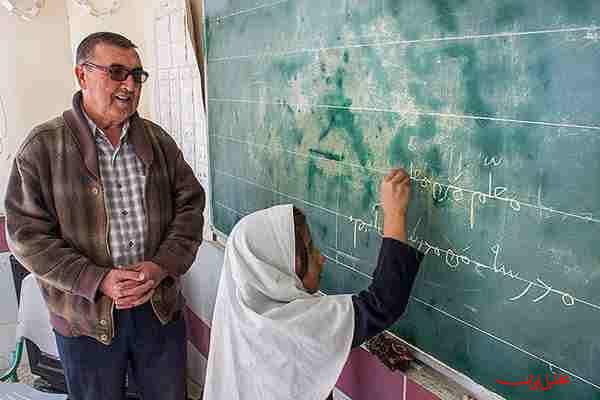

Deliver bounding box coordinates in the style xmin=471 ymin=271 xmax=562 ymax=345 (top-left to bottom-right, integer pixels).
xmin=117 ymin=183 xmax=123 ymax=189
xmin=129 ymin=241 xmax=135 ymax=248
xmin=100 ymin=334 xmax=108 ymax=342
xmin=122 ymin=210 xmax=128 ymax=216
xmin=99 ymin=319 xmax=107 ymax=326
xmin=91 ymin=187 xmax=99 ymax=195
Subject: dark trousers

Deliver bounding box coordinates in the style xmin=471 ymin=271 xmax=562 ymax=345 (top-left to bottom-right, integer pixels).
xmin=55 ymin=302 xmax=187 ymax=400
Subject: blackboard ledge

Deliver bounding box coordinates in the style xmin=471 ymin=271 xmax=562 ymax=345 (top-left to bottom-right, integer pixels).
xmin=384 ymin=331 xmax=505 ymax=400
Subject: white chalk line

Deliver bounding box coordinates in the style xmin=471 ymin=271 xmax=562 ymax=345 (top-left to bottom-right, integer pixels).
xmin=209 ymin=0 xmax=290 ymax=22
xmin=208 ymin=97 xmax=600 ymax=131
xmin=208 ymin=26 xmax=599 ymax=62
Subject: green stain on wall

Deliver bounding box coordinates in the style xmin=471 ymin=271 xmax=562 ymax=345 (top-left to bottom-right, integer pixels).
xmin=307 ymin=158 xmax=321 ymax=199
xmin=279 ymin=103 xmax=304 ymax=151
xmin=425 ymin=146 xmax=442 ymax=176
xmin=429 ymin=0 xmax=467 ymax=33
xmin=443 ymin=43 xmax=504 ymax=157
xmin=309 ymin=148 xmax=344 ymax=161
xmin=362 ymin=177 xmax=376 ymax=211
xmin=494 ymin=2 xmax=525 ymax=27
xmin=407 ymin=47 xmax=435 ymax=76
xmin=560 ymin=0 xmax=595 ymax=20
xmin=389 ymin=128 xmax=412 ymax=167
xmin=407 ymin=80 xmax=443 ymax=111
xmin=204 ymin=18 xmax=211 ymax=58
xmin=508 ymin=124 xmax=537 ymax=161
xmin=320 ymin=67 xmax=372 ymax=167
xmin=418 ymin=115 xmax=437 ymax=140
xmin=285 ymin=127 xmax=304 ymax=147
xmin=273 ymin=57 xmax=308 ymax=81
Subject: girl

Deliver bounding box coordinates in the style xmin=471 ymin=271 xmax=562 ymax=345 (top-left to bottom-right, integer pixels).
xmin=204 ymin=169 xmax=423 ymax=400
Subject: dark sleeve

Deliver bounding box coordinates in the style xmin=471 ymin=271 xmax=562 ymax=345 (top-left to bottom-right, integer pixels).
xmin=151 ymin=147 xmax=206 ymax=278
xmin=5 ymin=150 xmax=108 ymax=302
xmin=351 ymin=238 xmax=424 ymax=347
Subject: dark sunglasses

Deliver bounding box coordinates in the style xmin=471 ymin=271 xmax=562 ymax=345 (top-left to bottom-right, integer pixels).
xmin=82 ymin=62 xmax=149 ymax=84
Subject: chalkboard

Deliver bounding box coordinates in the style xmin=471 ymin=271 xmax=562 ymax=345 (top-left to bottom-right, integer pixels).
xmin=204 ymin=1 xmax=600 ymax=398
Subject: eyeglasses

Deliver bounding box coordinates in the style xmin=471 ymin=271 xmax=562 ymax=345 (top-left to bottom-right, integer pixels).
xmin=82 ymin=62 xmax=149 ymax=84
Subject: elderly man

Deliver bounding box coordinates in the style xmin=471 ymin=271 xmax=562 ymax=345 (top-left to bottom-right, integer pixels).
xmin=5 ymin=32 xmax=205 ymax=400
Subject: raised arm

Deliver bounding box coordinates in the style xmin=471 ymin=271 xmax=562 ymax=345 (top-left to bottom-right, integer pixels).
xmin=351 ymin=168 xmax=424 ymax=347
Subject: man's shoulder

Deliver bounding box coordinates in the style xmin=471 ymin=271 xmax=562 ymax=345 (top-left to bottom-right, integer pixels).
xmin=30 ymin=115 xmax=67 ymax=137
xmin=139 ymin=117 xmax=179 ymax=148
xmin=17 ymin=115 xmax=69 ymax=157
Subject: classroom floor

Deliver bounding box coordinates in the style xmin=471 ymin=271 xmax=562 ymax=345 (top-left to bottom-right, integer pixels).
xmin=15 ymin=352 xmax=37 ymax=386
xmin=8 ymin=357 xmax=205 ymax=400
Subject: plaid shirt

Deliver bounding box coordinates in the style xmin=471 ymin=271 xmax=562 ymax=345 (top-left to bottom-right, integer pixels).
xmin=84 ymin=113 xmax=146 ymax=267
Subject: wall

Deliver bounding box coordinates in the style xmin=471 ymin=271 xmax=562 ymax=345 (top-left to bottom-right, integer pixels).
xmin=0 ymin=1 xmax=74 ymax=214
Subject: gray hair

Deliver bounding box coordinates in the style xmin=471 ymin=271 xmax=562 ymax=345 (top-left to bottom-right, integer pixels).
xmin=75 ymin=32 xmax=137 ymax=65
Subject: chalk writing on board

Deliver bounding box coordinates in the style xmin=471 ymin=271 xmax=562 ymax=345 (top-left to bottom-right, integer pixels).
xmin=409 ymin=162 xmax=600 ymax=227
xmin=497 ymin=373 xmax=571 ymax=391
xmin=585 ymin=30 xmax=600 ymax=41
xmin=329 ymin=187 xmax=598 ymax=315
xmin=346 ymin=204 xmax=590 ymax=310
xmin=407 ymin=221 xmax=589 ymax=309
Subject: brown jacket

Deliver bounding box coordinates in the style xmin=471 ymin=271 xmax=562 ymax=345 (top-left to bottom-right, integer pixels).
xmin=5 ymin=92 xmax=205 ymax=345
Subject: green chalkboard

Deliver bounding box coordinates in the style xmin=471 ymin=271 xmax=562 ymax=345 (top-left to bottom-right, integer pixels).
xmin=205 ymin=1 xmax=600 ymax=398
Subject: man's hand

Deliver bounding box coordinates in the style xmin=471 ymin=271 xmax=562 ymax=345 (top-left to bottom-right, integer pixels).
xmin=113 ymin=261 xmax=168 ymax=309
xmin=130 ymin=261 xmax=168 ymax=289
xmin=99 ymin=269 xmax=153 ymax=307
xmin=380 ymin=168 xmax=411 ymax=242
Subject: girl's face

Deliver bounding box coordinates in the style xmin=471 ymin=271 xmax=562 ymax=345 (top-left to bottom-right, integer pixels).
xmin=298 ymin=224 xmax=325 ymax=294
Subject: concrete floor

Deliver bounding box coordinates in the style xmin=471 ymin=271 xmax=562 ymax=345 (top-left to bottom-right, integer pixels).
xmin=15 ymin=352 xmax=37 ymax=386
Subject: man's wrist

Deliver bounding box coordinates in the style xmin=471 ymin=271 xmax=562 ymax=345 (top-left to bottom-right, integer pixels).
xmin=153 ymin=262 xmax=168 ymax=281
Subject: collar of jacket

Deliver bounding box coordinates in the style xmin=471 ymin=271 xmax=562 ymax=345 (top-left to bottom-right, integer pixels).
xmin=62 ymin=91 xmax=154 ymax=179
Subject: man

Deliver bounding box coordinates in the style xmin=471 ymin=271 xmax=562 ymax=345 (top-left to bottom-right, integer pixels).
xmin=5 ymin=32 xmax=205 ymax=400
xmin=203 ymin=169 xmax=422 ymax=400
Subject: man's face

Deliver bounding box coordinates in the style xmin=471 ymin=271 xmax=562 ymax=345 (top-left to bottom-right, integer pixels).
xmin=298 ymin=224 xmax=325 ymax=294
xmin=75 ymin=43 xmax=143 ymax=126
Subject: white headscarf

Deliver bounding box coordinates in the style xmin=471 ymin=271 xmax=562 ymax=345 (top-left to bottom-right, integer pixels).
xmin=203 ymin=205 xmax=354 ymax=400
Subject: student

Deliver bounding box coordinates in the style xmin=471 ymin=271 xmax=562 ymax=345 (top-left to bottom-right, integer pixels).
xmin=204 ymin=168 xmax=423 ymax=400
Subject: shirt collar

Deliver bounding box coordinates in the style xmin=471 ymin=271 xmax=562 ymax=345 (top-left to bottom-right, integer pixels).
xmin=82 ymin=108 xmax=130 ymax=142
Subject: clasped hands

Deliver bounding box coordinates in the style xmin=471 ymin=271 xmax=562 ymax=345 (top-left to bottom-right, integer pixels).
xmin=100 ymin=261 xmax=168 ymax=309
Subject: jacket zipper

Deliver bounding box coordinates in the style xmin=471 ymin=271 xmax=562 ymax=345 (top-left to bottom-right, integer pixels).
xmin=99 ymin=182 xmax=116 ymax=342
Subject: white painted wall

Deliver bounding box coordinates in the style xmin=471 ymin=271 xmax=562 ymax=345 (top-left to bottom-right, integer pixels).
xmin=0 ymin=1 xmax=74 ymax=215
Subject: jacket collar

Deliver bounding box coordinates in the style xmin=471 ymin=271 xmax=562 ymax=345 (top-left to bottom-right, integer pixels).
xmin=62 ymin=91 xmax=154 ymax=179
